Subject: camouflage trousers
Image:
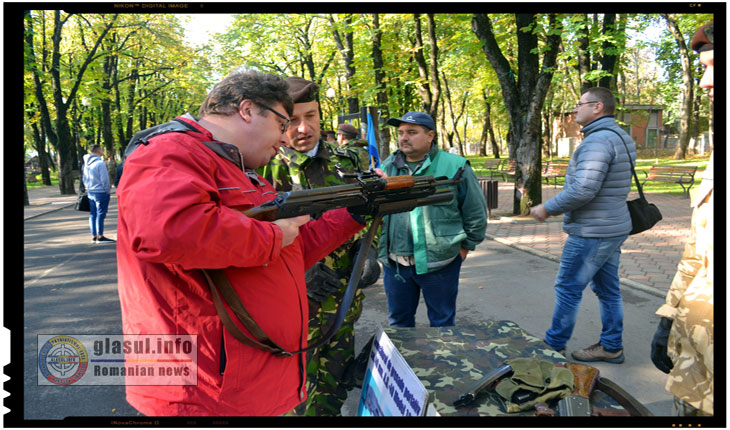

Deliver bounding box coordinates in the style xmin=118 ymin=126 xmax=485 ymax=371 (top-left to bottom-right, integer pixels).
xmin=673 ymin=396 xmax=713 ymax=417
xmin=290 ymin=288 xmax=365 ymax=416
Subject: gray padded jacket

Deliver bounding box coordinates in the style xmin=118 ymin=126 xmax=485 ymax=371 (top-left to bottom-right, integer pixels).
xmin=544 ymin=115 xmax=636 ymax=237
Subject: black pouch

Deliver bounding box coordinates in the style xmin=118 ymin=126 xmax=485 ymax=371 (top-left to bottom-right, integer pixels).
xmin=627 ymin=197 xmax=662 ymax=235
xmin=74 ymin=193 xmax=90 ymax=212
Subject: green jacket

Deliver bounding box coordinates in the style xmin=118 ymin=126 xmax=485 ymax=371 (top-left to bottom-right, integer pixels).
xmin=378 ymin=144 xmax=487 ymax=275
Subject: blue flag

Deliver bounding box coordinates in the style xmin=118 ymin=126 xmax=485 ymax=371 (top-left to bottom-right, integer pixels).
xmin=366 ymin=112 xmax=381 ymax=169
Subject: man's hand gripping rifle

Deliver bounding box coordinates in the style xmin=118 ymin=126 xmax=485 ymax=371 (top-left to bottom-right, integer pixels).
xmin=203 ymin=168 xmax=465 ymax=357
xmin=243 ymin=167 xmax=464 ymax=222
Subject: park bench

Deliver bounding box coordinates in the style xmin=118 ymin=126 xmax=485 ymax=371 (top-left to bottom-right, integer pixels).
xmin=481 ymin=159 xmax=503 ymax=180
xmin=542 ymin=161 xmax=569 ymax=187
xmin=495 ymin=159 xmax=517 ymax=182
xmin=640 ymin=165 xmax=697 ymax=198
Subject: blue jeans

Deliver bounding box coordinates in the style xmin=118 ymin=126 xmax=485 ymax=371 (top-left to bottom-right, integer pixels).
xmin=383 ymin=256 xmax=462 ymax=327
xmin=88 ymin=192 xmax=110 ymax=237
xmin=544 ymin=234 xmax=628 ymax=351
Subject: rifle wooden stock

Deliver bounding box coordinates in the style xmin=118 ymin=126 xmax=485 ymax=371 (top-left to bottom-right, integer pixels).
xmin=561 ymin=363 xmax=649 ymax=417
xmin=557 ymin=362 xmax=600 ymax=417
xmin=383 ymin=175 xmax=416 ymax=190
xmin=566 ymin=362 xmax=600 ymax=398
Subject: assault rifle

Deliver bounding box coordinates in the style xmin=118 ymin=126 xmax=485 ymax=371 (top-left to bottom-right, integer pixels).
xmin=243 ymin=168 xmax=464 ymax=221
xmin=203 ymin=168 xmax=464 ymax=357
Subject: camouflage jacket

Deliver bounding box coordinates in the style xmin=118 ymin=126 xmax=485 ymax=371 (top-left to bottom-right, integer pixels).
xmin=260 ymin=141 xmax=368 ymax=191
xmin=656 ymin=154 xmax=713 ymax=415
xmin=258 ymin=140 xmax=371 ymax=331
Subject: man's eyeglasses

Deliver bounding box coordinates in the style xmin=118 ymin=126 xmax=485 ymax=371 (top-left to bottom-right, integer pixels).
xmin=575 ymin=101 xmax=599 ymax=109
xmin=258 ymin=103 xmax=290 ymax=133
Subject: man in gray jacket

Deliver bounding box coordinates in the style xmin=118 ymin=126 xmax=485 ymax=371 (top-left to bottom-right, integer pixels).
xmin=530 ymin=87 xmax=635 ymax=363
xmin=83 ymin=144 xmax=115 ymax=243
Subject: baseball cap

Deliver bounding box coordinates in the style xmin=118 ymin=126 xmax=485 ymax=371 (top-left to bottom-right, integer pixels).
xmin=386 ymin=112 xmax=436 ymax=131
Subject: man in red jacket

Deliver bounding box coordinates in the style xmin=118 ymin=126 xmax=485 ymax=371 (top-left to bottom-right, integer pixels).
xmin=116 ymin=70 xmax=365 ymax=416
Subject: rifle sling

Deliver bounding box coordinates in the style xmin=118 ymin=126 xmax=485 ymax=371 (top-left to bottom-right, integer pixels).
xmin=201 ymin=268 xmax=293 ymax=357
xmin=201 ymin=215 xmax=383 ymax=357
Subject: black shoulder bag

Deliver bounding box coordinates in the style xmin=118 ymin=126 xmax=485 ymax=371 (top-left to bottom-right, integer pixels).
xmin=74 ymin=158 xmax=96 ymax=212
xmin=593 ymin=128 xmax=662 ymax=235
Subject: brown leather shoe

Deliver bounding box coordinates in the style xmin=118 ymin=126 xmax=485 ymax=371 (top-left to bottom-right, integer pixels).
xmin=571 ymin=342 xmax=624 ymax=363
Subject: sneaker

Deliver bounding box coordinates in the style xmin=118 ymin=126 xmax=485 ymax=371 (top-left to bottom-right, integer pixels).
xmin=92 ymin=237 xmax=99 ymax=243
xmin=571 ymin=342 xmax=624 ymax=364
xmin=558 ymin=349 xmax=567 ymax=357
xmin=95 ymin=236 xmax=116 ymax=243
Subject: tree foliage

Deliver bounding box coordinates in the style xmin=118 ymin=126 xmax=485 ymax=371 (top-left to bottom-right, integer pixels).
xmin=24 ymin=10 xmax=715 ymax=199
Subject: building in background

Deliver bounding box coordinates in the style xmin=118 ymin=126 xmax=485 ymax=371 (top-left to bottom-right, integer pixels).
xmin=551 ymin=105 xmax=666 ymax=157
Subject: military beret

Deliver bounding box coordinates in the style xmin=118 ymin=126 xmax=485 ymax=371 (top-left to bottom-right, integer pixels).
xmin=285 ymin=77 xmax=319 ymax=103
xmin=337 ymin=123 xmax=359 ymax=138
xmin=691 ymin=22 xmax=714 ymax=53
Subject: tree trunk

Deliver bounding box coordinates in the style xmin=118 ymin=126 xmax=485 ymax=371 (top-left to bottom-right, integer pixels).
xmin=543 ymin=109 xmax=553 ymax=159
xmin=662 ymin=14 xmax=693 ymax=160
xmin=577 ymin=14 xmax=593 ymax=93
xmin=708 ymin=98 xmax=713 ymax=152
xmin=71 ymin=102 xmax=83 ymax=172
xmin=112 ymin=47 xmax=125 ymax=158
xmin=26 ymin=11 xmax=60 ymax=178
xmin=426 ymin=14 xmax=441 ymax=121
xmin=438 ymin=97 xmax=452 ymax=151
xmin=480 ymin=90 xmax=499 ymax=158
xmin=489 ymin=118 xmax=499 ymax=157
xmin=473 ymin=13 xmax=561 ymax=215
xmin=29 ymin=11 xmax=117 ymax=194
xmin=330 ymin=14 xmax=359 ymax=114
xmin=24 ymin=175 xmax=30 ymax=206
xmin=442 ymin=73 xmax=458 ymax=154
xmin=411 ymin=14 xmax=432 ymax=114
xmin=598 ymin=14 xmax=618 ymax=90
xmin=371 ymin=14 xmax=391 ymax=159
xmin=125 ymin=67 xmax=139 ymax=151
xmin=690 ymin=81 xmax=702 ymax=154
xmin=30 ymin=119 xmax=53 ymax=185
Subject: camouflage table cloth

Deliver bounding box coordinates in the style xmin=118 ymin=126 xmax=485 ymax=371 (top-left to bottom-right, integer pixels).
xmin=383 ymin=320 xmax=630 ymax=416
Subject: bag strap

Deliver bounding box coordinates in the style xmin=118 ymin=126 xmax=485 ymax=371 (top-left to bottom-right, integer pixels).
xmin=591 ymin=127 xmax=646 ymax=201
xmin=201 ymin=215 xmax=383 ymax=357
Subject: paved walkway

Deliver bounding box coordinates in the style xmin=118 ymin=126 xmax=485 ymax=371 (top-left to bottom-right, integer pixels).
xmin=24 ymin=182 xmax=90 ymax=221
xmin=25 ymin=180 xmax=691 ymax=298
xmin=482 ymin=180 xmax=691 ymax=298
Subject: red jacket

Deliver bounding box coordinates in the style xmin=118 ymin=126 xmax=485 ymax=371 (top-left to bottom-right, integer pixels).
xmin=116 ymin=116 xmax=363 ymax=416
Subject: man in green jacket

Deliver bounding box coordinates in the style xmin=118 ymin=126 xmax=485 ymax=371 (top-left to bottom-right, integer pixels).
xmin=259 ymin=77 xmax=370 ymax=416
xmin=379 ymin=112 xmax=487 ymax=327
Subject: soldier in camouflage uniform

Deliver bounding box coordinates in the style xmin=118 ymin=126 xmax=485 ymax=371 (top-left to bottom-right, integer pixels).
xmin=650 ymin=21 xmax=714 ymax=417
xmin=258 ymin=77 xmax=372 ymax=416
xmin=336 ymin=123 xmax=369 ymax=151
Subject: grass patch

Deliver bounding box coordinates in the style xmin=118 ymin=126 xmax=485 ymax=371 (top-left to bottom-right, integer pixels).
xmin=466 ymin=154 xmax=709 ymax=196
xmin=25 ymin=171 xmax=58 ymax=188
